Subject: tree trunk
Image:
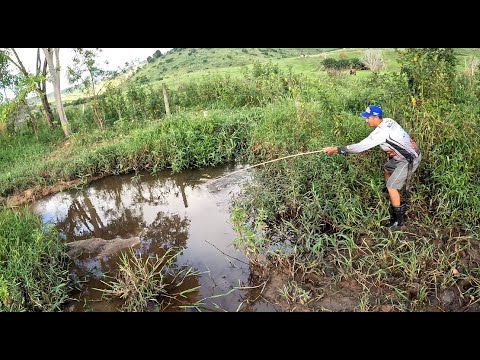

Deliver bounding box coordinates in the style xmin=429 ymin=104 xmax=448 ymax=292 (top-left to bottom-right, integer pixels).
xmin=91 ymin=97 xmax=104 ymax=129
xmin=89 ymin=68 xmax=104 ymax=129
xmin=37 ymin=88 xmax=55 ymax=127
xmin=37 ymin=49 xmax=55 ymax=127
xmin=42 ymin=48 xmax=71 ymax=137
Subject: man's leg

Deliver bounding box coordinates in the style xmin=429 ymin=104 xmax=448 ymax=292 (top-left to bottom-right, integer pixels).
xmin=383 ymin=168 xmax=390 ymax=181
xmin=383 ymin=159 xmax=409 ymax=227
xmin=386 ymin=160 xmax=409 ymax=202
xmin=383 ymin=161 xmax=401 ymax=206
xmin=387 ymin=188 xmax=401 ymax=207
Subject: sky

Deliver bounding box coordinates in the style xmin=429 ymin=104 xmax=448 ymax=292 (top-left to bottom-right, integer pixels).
xmin=9 ymin=48 xmax=172 ymax=93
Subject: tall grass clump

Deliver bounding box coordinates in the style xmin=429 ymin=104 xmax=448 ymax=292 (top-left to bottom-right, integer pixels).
xmin=414 ymin=103 xmax=480 ymax=226
xmin=394 ymin=49 xmax=480 ymax=228
xmin=98 ymin=247 xmax=200 ymax=312
xmin=172 ymin=62 xmax=303 ymax=110
xmin=0 ymin=207 xmax=71 ymax=311
xmin=0 ymin=125 xmax=64 ymax=196
xmin=145 ymin=109 xmax=254 ymax=173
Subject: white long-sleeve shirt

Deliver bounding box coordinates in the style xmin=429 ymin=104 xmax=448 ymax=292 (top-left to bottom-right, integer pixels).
xmin=339 ymin=118 xmax=421 ymax=162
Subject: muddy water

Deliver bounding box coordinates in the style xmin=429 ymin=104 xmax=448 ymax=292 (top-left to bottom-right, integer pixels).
xmin=31 ymin=164 xmax=278 ymax=312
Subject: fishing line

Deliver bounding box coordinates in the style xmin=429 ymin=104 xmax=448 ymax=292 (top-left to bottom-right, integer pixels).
xmin=212 ymin=149 xmax=325 ymax=182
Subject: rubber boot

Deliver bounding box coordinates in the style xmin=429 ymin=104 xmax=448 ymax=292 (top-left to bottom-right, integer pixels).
xmin=386 ymin=204 xmax=406 ymax=228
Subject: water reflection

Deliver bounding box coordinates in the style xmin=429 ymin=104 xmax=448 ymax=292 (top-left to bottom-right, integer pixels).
xmin=45 ymin=173 xmax=198 ymax=241
xmin=32 ymin=165 xmax=278 ymax=312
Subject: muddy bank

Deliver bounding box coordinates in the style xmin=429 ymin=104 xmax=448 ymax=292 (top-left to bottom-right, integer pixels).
xmin=246 ymin=231 xmax=480 ymax=312
xmin=1 ymin=176 xmax=104 ymax=207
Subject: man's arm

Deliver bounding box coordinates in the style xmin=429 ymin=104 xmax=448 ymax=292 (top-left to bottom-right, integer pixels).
xmin=323 ymin=128 xmax=386 ymax=155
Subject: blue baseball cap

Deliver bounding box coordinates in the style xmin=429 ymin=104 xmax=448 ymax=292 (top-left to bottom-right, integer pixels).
xmin=360 ymin=105 xmax=382 ymax=118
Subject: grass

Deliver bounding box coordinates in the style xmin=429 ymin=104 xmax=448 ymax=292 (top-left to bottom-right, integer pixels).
xmin=231 ymin=197 xmax=480 ymax=311
xmin=278 ymin=280 xmax=312 ymax=305
xmin=128 ymin=48 xmax=480 ymax=91
xmin=0 ymin=207 xmax=71 ymax=311
xmin=97 ymin=247 xmax=200 ymax=312
xmin=0 ymin=128 xmax=63 ymax=175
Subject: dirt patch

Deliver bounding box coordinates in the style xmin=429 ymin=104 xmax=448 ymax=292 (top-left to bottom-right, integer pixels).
xmin=248 ymin=252 xmax=480 ymax=312
xmin=253 ymin=268 xmax=361 ymax=312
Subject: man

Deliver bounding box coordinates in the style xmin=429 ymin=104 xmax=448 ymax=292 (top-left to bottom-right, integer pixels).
xmin=322 ymin=105 xmax=421 ymax=228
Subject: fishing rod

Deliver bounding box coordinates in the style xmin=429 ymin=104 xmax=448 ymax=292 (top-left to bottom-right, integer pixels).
xmin=212 ymin=149 xmax=326 ymax=182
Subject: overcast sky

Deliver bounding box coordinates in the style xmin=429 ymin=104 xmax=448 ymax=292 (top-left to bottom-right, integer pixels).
xmin=10 ymin=48 xmax=172 ymax=93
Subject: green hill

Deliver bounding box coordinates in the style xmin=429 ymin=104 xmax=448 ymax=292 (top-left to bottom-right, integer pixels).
xmin=125 ymin=48 xmax=480 ymax=91
xmin=126 ymin=48 xmax=339 ymax=86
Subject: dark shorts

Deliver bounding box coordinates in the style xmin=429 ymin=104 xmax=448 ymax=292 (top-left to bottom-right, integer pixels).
xmin=384 ymin=154 xmax=421 ymax=190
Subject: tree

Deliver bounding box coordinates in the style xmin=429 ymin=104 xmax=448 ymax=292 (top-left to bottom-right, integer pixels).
xmin=396 ymin=48 xmax=457 ymax=101
xmin=35 ymin=48 xmax=55 ymax=127
xmin=67 ymin=48 xmax=115 ymax=129
xmin=0 ymin=48 xmax=56 ymax=127
xmin=0 ymin=50 xmax=15 ymax=102
xmin=360 ymin=49 xmax=385 ymax=72
xmin=0 ymin=51 xmax=17 ymax=126
xmin=42 ymin=48 xmax=71 ymax=137
xmin=0 ymin=50 xmax=42 ymax=133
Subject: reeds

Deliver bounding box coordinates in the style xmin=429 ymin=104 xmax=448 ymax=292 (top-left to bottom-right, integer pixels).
xmin=97 ymin=248 xmax=200 ymax=312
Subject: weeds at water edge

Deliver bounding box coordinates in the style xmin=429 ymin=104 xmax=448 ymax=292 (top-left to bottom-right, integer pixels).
xmin=97 ymin=247 xmax=200 ymax=312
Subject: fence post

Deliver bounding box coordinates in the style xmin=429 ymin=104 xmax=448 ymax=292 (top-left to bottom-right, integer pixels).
xmin=162 ymin=82 xmax=171 ymax=116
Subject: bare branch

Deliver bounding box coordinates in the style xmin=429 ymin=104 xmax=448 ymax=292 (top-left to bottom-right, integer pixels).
xmin=4 ymin=48 xmax=26 ymax=75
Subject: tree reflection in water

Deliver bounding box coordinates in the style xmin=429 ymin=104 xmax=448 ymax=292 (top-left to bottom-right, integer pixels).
xmin=50 ymin=171 xmax=196 ymax=243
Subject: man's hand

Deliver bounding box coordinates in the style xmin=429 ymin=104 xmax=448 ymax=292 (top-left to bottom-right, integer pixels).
xmin=322 ymin=146 xmax=338 ymax=155
xmin=385 ymin=149 xmax=396 ymax=157
xmin=411 ymin=138 xmax=418 ymax=149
